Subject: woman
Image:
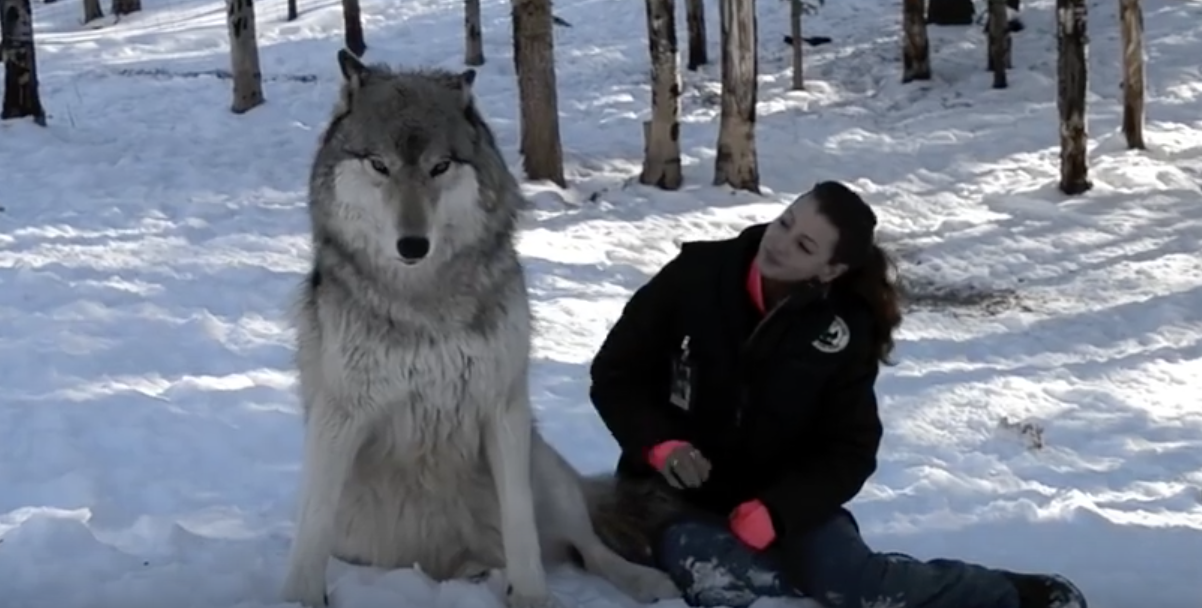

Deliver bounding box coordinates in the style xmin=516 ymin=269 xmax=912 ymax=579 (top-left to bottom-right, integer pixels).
xmin=587 ymin=181 xmax=1087 ymax=608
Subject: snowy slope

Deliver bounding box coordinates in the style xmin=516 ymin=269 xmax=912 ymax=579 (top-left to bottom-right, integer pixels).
xmin=2 ymin=0 xmax=1202 ymax=606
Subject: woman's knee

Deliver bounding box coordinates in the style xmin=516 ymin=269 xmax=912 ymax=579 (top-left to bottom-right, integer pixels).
xmin=775 ymin=512 xmax=905 ymax=604
xmin=655 ymin=520 xmax=792 ymax=607
xmin=656 ymin=520 xmax=722 ymax=567
xmin=656 ymin=520 xmax=750 ymax=581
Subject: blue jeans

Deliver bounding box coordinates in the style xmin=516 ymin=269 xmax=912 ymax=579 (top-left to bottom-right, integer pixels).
xmin=654 ymin=511 xmax=1021 ymax=608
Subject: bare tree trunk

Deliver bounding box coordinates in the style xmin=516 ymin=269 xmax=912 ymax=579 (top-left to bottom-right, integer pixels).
xmin=986 ymin=0 xmax=1010 ymax=88
xmin=342 ymin=0 xmax=365 ymax=57
xmin=713 ymin=0 xmax=758 ymax=193
xmin=640 ymin=0 xmax=683 ymax=189
xmin=1 ymin=0 xmax=45 ymax=126
xmin=685 ymin=0 xmax=707 ymax=70
xmin=82 ymin=0 xmax=103 ymax=23
xmin=902 ymin=0 xmax=930 ymax=82
xmin=927 ymin=0 xmax=973 ymax=25
xmin=227 ymin=0 xmax=264 ymax=114
xmin=1056 ymin=0 xmax=1090 ymax=194
xmin=512 ymin=0 xmax=566 ymax=187
xmin=110 ymin=0 xmax=138 ymax=16
xmin=465 ymin=0 xmax=484 ymax=66
xmin=286 ymin=0 xmax=297 ymax=21
xmin=1120 ymin=0 xmax=1144 ymax=149
xmin=789 ymin=0 xmax=802 ymax=89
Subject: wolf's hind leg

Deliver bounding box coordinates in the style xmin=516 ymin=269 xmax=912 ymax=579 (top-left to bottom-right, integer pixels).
xmin=531 ymin=437 xmax=682 ymax=603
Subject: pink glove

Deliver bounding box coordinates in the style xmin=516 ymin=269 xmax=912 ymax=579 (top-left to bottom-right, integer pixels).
xmin=647 ymin=440 xmax=690 ymax=470
xmin=647 ymin=440 xmax=711 ymax=488
xmin=730 ymin=500 xmax=775 ymax=550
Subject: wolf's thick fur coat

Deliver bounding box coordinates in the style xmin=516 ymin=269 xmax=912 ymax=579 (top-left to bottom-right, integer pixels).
xmin=279 ymin=50 xmax=687 ymax=608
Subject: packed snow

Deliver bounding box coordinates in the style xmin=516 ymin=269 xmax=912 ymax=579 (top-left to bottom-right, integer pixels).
xmin=2 ymin=0 xmax=1201 ymax=606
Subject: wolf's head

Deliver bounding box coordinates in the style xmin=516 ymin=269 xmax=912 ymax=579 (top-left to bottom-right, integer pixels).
xmin=309 ymin=49 xmax=521 ymax=270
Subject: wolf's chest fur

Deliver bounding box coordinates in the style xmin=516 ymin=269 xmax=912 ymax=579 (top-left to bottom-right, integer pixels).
xmin=310 ymin=293 xmax=531 ymax=466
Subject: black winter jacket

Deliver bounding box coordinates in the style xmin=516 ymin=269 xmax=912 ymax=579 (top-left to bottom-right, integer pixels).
xmin=588 ymin=223 xmax=883 ymax=543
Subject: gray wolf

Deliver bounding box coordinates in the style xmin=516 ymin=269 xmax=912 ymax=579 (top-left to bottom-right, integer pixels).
xmin=278 ymin=48 xmax=682 ymax=608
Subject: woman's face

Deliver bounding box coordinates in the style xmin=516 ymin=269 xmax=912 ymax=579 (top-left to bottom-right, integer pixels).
xmin=756 ymin=192 xmax=847 ymax=283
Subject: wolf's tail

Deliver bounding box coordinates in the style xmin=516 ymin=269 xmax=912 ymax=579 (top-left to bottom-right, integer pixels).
xmin=580 ymin=473 xmax=693 ymax=568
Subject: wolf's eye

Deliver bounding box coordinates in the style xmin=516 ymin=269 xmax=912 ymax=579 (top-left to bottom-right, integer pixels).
xmin=430 ymin=160 xmax=451 ymax=177
xmin=368 ymin=158 xmax=389 ymax=175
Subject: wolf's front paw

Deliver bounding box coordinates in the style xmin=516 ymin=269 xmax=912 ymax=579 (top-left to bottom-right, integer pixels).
xmin=617 ymin=563 xmax=682 ymax=603
xmin=505 ymin=582 xmax=563 ymax=608
xmin=455 ymin=560 xmax=499 ymax=584
xmin=281 ymin=573 xmax=329 ymax=607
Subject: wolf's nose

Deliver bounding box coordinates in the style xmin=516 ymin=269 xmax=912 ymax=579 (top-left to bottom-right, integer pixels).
xmin=396 ymin=237 xmax=430 ymax=262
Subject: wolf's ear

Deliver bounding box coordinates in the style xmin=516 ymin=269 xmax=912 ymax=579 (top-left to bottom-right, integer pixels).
xmin=337 ymin=48 xmax=370 ymax=90
xmin=457 ymin=69 xmax=477 ymax=108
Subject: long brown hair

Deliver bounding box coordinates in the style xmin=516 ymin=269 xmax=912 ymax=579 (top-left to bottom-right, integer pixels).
xmin=811 ymin=181 xmax=903 ymax=365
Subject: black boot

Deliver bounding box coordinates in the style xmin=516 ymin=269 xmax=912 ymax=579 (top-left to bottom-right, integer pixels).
xmin=999 ymin=571 xmax=1088 ymax=608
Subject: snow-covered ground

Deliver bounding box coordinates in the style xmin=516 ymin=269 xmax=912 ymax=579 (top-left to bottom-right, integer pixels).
xmin=3 ymin=0 xmax=1201 ymax=605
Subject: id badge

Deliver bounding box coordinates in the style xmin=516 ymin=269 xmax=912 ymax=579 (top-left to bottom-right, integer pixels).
xmin=669 ymin=335 xmax=692 ymax=410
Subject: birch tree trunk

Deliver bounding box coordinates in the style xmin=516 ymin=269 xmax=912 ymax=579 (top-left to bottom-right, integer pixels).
xmin=685 ymin=0 xmax=707 ymax=70
xmin=227 ymin=0 xmax=264 ymax=114
xmin=512 ymin=0 xmax=566 ymax=187
xmin=640 ymin=0 xmax=683 ymax=189
xmin=926 ymin=0 xmax=973 ymax=25
xmin=1 ymin=0 xmax=46 ymax=125
xmin=1056 ymin=0 xmax=1091 ymax=194
xmin=789 ymin=0 xmax=803 ymax=89
xmin=1119 ymin=0 xmax=1144 ymax=149
xmin=110 ymin=0 xmax=138 ymax=16
xmin=987 ymin=0 xmax=1010 ymax=88
xmin=342 ymin=0 xmax=365 ymax=57
xmin=902 ymin=0 xmax=930 ymax=83
xmin=465 ymin=0 xmax=484 ymax=66
xmin=82 ymin=0 xmax=104 ymax=23
xmin=713 ymin=0 xmax=759 ymax=193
